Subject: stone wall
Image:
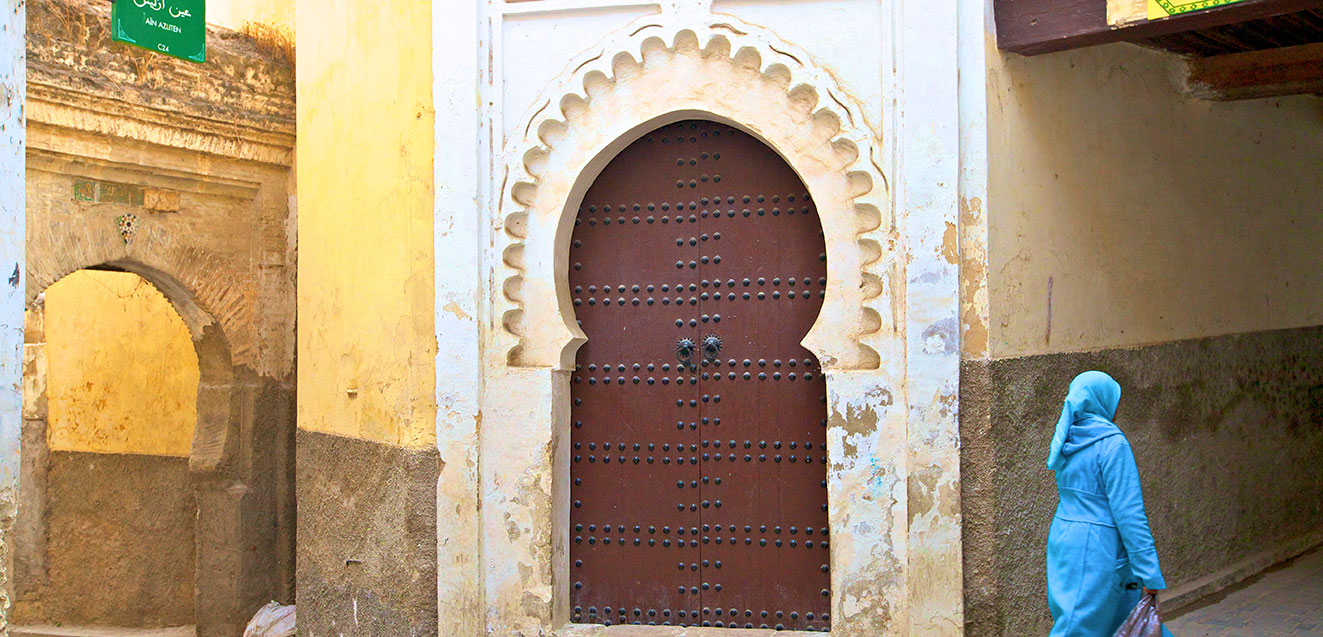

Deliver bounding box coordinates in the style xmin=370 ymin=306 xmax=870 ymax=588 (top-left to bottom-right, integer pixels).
xmin=36 ymin=452 xmax=196 ymax=627
xmin=961 ymin=325 xmax=1323 ymax=635
xmin=17 ymin=0 xmax=298 ymax=633
xmin=296 ymin=431 xmax=439 ymax=637
xmin=294 ymin=0 xmax=437 ymax=631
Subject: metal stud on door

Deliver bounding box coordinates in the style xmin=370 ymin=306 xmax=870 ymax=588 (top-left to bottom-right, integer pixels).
xmin=569 ymin=120 xmax=829 ymax=630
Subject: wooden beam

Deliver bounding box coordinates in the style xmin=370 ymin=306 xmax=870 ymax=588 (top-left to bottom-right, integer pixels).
xmin=1185 ymin=41 xmax=1323 ymax=99
xmin=995 ymin=0 xmax=1323 ymax=55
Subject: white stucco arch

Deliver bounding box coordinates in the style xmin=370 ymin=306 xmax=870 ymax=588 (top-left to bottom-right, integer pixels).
xmin=496 ymin=18 xmax=900 ymax=374
xmin=475 ymin=10 xmax=927 ymax=636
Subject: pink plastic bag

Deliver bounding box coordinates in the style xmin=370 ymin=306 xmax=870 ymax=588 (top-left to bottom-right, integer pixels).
xmin=1113 ymin=591 xmax=1162 ymax=637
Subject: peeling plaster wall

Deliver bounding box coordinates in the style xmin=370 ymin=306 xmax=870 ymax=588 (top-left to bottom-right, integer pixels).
xmin=295 ymin=0 xmax=439 ymax=633
xmin=0 ymin=0 xmax=25 ymax=631
xmin=432 ymin=0 xmax=483 ymax=632
xmin=451 ymin=0 xmax=975 ymax=634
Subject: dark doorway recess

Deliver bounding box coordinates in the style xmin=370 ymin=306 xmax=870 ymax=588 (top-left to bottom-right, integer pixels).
xmin=568 ymin=120 xmax=831 ymax=631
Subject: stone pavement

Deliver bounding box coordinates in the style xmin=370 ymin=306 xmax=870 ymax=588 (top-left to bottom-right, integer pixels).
xmin=1167 ymin=547 xmax=1323 ymax=635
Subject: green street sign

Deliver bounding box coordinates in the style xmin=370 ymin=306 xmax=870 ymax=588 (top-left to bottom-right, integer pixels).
xmin=111 ymin=0 xmax=206 ymax=63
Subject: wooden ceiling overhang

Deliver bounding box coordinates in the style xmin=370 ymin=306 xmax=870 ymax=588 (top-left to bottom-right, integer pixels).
xmin=994 ymin=0 xmax=1323 ymax=99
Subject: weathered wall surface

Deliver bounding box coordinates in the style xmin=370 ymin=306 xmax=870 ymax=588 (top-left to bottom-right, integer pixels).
xmin=13 ymin=271 xmax=199 ymax=626
xmin=986 ymin=42 xmax=1323 ymax=360
xmin=295 ymin=0 xmax=438 ymax=632
xmin=0 ymin=0 xmax=25 ymax=631
xmin=31 ymin=452 xmax=197 ymax=627
xmin=296 ymin=431 xmax=439 ymax=636
xmin=963 ymin=326 xmax=1323 ymax=634
xmin=44 ymin=271 xmax=198 ymax=456
xmin=20 ymin=1 xmax=298 ymax=633
xmin=963 ymin=40 xmax=1323 ymax=635
xmin=295 ymin=0 xmax=434 ymax=448
xmin=209 ymin=0 xmax=293 ymax=32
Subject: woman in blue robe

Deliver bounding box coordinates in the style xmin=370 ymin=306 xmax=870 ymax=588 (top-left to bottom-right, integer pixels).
xmin=1046 ymin=371 xmax=1174 ymax=636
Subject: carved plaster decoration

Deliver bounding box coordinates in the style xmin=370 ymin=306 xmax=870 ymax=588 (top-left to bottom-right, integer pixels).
xmin=497 ymin=12 xmax=896 ymax=372
xmin=660 ymin=0 xmax=714 ymax=16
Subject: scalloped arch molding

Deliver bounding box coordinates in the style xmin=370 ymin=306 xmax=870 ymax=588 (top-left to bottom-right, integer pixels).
xmin=497 ymin=15 xmax=899 ymax=372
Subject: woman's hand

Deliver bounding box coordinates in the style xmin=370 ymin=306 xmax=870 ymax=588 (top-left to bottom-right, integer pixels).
xmin=1144 ymin=589 xmax=1163 ymax=618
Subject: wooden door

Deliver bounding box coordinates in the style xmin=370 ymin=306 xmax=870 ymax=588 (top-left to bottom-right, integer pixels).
xmin=569 ymin=120 xmax=830 ymax=631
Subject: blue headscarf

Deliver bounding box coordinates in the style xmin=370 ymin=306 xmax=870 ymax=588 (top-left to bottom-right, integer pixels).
xmin=1046 ymin=371 xmax=1122 ymax=470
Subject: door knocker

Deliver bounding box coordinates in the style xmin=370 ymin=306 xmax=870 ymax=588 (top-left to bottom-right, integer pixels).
xmin=676 ymin=337 xmax=696 ymax=366
xmin=702 ymin=334 xmax=723 ymax=363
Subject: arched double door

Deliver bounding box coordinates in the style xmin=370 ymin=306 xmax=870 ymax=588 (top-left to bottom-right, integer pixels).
xmin=569 ymin=120 xmax=831 ymax=631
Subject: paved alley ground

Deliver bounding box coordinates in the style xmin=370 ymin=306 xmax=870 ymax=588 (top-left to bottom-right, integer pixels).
xmin=1167 ymin=547 xmax=1323 ymax=635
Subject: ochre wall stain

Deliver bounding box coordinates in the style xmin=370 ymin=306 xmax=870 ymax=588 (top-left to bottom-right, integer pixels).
xmin=296 ymin=0 xmax=436 ymax=448
xmin=959 ymin=195 xmax=989 ymax=359
xmin=986 ymin=43 xmax=1323 ymax=359
xmin=942 ymin=221 xmax=959 ymax=265
xmin=208 ymin=0 xmax=293 ymax=32
xmin=45 ymin=270 xmax=198 ymax=457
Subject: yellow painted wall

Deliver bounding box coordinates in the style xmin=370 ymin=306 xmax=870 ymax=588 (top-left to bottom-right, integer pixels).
xmin=987 ymin=43 xmax=1323 ymax=359
xmin=209 ymin=0 xmax=294 ymax=32
xmin=45 ymin=270 xmax=199 ymax=456
xmin=295 ymin=0 xmax=436 ymax=447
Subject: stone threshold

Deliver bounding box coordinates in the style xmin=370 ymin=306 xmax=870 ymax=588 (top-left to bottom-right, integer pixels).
xmin=1165 ymin=526 xmax=1323 ymax=619
xmin=11 ymin=626 xmax=195 ymax=637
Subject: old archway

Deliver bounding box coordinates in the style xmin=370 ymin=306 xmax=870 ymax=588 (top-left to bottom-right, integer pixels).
xmin=15 ymin=268 xmax=201 ymax=632
xmin=12 ymin=259 xmax=280 ymax=637
xmin=0 ymin=2 xmax=298 ymax=633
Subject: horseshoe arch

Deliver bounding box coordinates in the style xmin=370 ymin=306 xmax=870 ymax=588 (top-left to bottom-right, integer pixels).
xmin=496 ymin=16 xmax=901 ymax=374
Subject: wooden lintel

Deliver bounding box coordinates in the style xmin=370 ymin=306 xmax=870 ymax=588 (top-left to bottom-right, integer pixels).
xmin=994 ymin=0 xmax=1323 ymax=55
xmin=1185 ymin=41 xmax=1323 ymax=99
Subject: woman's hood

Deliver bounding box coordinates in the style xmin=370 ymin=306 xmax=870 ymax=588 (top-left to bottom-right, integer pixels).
xmin=1061 ymin=416 xmax=1123 ymax=458
xmin=1047 ymin=371 xmax=1124 ymax=470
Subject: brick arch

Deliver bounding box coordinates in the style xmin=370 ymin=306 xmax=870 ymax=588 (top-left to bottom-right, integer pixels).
xmin=28 ymin=260 xmax=234 ymax=472
xmin=23 ymin=256 xmax=273 ymax=636
xmin=27 ymin=219 xmax=258 ymax=373
xmin=497 ymin=17 xmax=899 ymax=373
